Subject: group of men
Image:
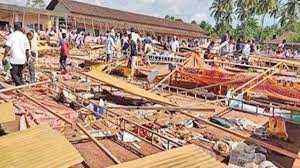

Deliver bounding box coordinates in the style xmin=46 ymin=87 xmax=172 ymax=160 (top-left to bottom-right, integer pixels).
xmin=203 ymin=30 xmax=299 ymax=65
xmin=103 ymin=27 xmax=159 ymax=78
xmin=2 ymin=22 xmax=38 ymax=86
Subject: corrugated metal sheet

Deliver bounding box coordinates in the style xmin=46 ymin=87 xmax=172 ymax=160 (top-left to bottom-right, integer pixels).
xmin=84 ymin=70 xmax=175 ymax=106
xmin=0 ymin=124 xmax=83 ymax=168
xmin=0 ymin=103 xmax=15 ymax=123
xmin=109 ymin=144 xmax=223 ymax=168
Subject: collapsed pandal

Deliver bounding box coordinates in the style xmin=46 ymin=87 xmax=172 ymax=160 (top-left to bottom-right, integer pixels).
xmin=1 ymin=32 xmax=300 ymax=168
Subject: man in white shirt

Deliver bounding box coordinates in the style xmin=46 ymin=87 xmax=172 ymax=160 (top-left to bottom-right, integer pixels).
xmin=3 ymin=22 xmax=30 ymax=86
xmin=130 ymin=27 xmax=142 ymax=47
xmin=104 ymin=32 xmax=115 ymax=63
xmin=171 ymin=36 xmax=179 ymax=53
xmin=241 ymin=40 xmax=251 ymax=64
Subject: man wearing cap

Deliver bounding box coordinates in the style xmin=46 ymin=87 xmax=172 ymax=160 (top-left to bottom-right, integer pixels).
xmin=3 ymin=22 xmax=30 ymax=86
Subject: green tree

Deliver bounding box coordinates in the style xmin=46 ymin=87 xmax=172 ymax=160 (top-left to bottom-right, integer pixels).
xmin=279 ymin=0 xmax=300 ymax=26
xmin=235 ymin=18 xmax=261 ymax=40
xmin=191 ymin=20 xmax=197 ymax=24
xmin=235 ymin=0 xmax=258 ymax=39
xmin=175 ymin=18 xmax=184 ymax=22
xmin=269 ymin=0 xmax=281 ymax=23
xmin=199 ymin=21 xmax=214 ymax=35
xmin=257 ymin=0 xmax=279 ymax=40
xmin=29 ymin=0 xmax=46 ymax=9
xmin=210 ymin=0 xmax=234 ymax=30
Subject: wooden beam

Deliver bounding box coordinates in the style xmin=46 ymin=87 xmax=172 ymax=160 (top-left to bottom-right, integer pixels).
xmin=232 ymin=62 xmax=282 ymax=94
xmin=0 ymin=80 xmax=51 ymax=93
xmin=106 ymin=105 xmax=215 ymax=112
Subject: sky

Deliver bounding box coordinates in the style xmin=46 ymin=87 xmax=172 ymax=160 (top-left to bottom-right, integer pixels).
xmin=0 ymin=0 xmax=275 ymax=26
xmin=0 ymin=0 xmax=215 ymax=23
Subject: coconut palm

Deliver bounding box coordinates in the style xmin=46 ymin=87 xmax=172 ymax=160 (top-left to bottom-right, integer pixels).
xmin=269 ymin=0 xmax=281 ymax=24
xmin=257 ymin=0 xmax=279 ymax=27
xmin=235 ymin=0 xmax=258 ymax=39
xmin=257 ymin=0 xmax=279 ymax=40
xmin=210 ymin=0 xmax=234 ymax=30
xmin=279 ymin=0 xmax=300 ymax=26
xmin=210 ymin=0 xmax=224 ymax=25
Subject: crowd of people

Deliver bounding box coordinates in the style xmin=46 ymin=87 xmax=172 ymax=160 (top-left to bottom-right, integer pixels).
xmin=203 ymin=31 xmax=299 ymax=65
xmin=2 ymin=22 xmax=299 ymax=86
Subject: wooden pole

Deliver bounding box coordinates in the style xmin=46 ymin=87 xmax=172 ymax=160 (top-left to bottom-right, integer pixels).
xmin=22 ymin=10 xmax=25 ymax=30
xmin=0 ymin=80 xmax=51 ymax=93
xmin=84 ymin=17 xmax=87 ymax=31
xmin=19 ymin=91 xmax=121 ymax=164
xmin=92 ymin=18 xmax=95 ymax=36
xmin=106 ymin=105 xmax=215 ymax=112
xmin=65 ymin=14 xmax=68 ymax=32
xmin=37 ymin=13 xmax=40 ymax=31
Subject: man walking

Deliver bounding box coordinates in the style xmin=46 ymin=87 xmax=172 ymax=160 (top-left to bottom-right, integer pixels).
xmin=104 ymin=32 xmax=115 ymax=63
xmin=26 ymin=31 xmax=37 ymax=83
xmin=59 ymin=33 xmax=70 ymax=73
xmin=3 ymin=22 xmax=30 ymax=86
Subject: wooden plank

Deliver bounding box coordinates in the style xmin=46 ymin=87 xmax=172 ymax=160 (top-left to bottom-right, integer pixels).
xmin=0 ymin=103 xmax=15 ymax=123
xmin=0 ymin=124 xmax=83 ymax=168
xmin=82 ymin=70 xmax=175 ymax=106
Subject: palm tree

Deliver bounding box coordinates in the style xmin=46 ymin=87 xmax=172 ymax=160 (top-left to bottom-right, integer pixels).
xmin=269 ymin=0 xmax=281 ymax=24
xmin=257 ymin=0 xmax=279 ymax=27
xmin=257 ymin=0 xmax=279 ymax=40
xmin=210 ymin=0 xmax=234 ymax=31
xmin=279 ymin=0 xmax=300 ymax=26
xmin=210 ymin=0 xmax=223 ymax=25
xmin=235 ymin=0 xmax=258 ymax=39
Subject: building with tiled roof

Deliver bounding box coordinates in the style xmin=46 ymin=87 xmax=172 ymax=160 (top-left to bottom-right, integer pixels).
xmin=46 ymin=0 xmax=207 ymax=40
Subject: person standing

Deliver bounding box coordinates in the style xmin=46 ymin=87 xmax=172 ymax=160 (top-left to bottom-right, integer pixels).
xmin=170 ymin=36 xmax=179 ymax=53
xmin=59 ymin=33 xmax=70 ymax=73
xmin=221 ymin=30 xmax=230 ymax=44
xmin=2 ymin=22 xmax=30 ymax=86
xmin=128 ymin=33 xmax=138 ymax=79
xmin=26 ymin=31 xmax=37 ymax=83
xmin=276 ymin=39 xmax=286 ymax=57
xmin=104 ymin=32 xmax=115 ymax=63
xmin=241 ymin=40 xmax=251 ymax=64
xmin=204 ymin=41 xmax=215 ymax=59
xmin=121 ymin=32 xmax=129 ymax=55
xmin=143 ymin=34 xmax=154 ymax=65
